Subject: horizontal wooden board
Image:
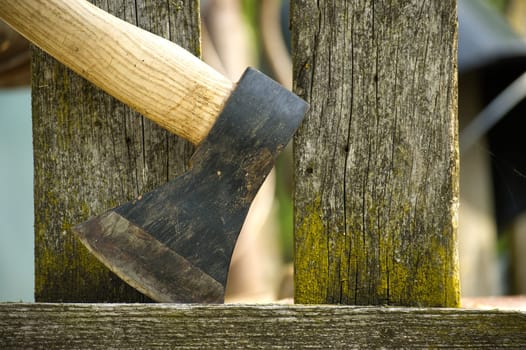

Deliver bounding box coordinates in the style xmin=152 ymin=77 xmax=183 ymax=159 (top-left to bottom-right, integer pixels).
xmin=1 ymin=303 xmax=525 ymax=348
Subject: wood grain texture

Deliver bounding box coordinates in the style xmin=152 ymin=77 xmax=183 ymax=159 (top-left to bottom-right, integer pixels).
xmin=292 ymin=1 xmax=460 ymax=306
xmin=1 ymin=303 xmax=524 ymax=349
xmin=0 ymin=0 xmax=233 ymax=144
xmin=31 ymin=0 xmax=199 ymax=302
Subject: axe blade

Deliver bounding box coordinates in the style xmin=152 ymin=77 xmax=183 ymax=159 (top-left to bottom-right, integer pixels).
xmin=74 ymin=68 xmax=308 ymax=303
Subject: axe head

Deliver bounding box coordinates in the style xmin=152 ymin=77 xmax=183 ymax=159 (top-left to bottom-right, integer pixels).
xmin=74 ymin=68 xmax=308 ymax=303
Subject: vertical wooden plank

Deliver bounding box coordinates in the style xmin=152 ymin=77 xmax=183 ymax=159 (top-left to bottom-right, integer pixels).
xmin=32 ymin=0 xmax=199 ymax=302
xmin=292 ymin=0 xmax=459 ymax=306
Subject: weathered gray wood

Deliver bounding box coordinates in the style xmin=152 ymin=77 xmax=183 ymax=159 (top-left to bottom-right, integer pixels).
xmin=0 ymin=303 xmax=524 ymax=348
xmin=292 ymin=0 xmax=459 ymax=306
xmin=32 ymin=0 xmax=199 ymax=302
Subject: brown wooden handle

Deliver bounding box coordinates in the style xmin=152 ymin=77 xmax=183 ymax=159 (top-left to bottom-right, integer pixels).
xmin=0 ymin=0 xmax=234 ymax=145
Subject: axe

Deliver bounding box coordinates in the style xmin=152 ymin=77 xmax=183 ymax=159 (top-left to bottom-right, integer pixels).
xmin=0 ymin=0 xmax=307 ymax=303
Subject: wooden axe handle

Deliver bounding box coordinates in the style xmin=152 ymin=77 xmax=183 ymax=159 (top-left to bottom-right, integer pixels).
xmin=0 ymin=0 xmax=234 ymax=145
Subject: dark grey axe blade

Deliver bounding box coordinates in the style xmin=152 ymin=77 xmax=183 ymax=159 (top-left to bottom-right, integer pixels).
xmin=74 ymin=68 xmax=308 ymax=303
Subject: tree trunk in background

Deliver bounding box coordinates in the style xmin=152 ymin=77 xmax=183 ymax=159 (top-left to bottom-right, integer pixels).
xmin=457 ymin=72 xmax=500 ymax=297
xmin=506 ymin=0 xmax=526 ymax=295
xmin=292 ymin=1 xmax=460 ymax=306
xmin=507 ymin=0 xmax=526 ymax=36
xmin=511 ymin=214 xmax=526 ymax=293
xmin=32 ymin=0 xmax=199 ymax=302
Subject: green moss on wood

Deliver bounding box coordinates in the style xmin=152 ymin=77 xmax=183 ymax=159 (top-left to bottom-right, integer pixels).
xmin=292 ymin=0 xmax=459 ymax=307
xmin=294 ymin=196 xmax=328 ymax=303
xmin=32 ymin=0 xmax=199 ymax=302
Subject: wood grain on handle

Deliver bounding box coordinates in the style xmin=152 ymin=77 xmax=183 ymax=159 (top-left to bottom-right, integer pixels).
xmin=0 ymin=0 xmax=234 ymax=145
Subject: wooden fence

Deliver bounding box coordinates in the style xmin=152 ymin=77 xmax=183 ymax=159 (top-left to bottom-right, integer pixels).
xmin=1 ymin=0 xmax=525 ymax=348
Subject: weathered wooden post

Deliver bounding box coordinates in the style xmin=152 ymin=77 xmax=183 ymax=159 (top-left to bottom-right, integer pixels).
xmin=292 ymin=0 xmax=460 ymax=306
xmin=32 ymin=0 xmax=199 ymax=302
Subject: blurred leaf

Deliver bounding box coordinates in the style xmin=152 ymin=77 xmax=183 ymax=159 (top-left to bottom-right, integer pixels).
xmin=486 ymin=0 xmax=508 ymax=13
